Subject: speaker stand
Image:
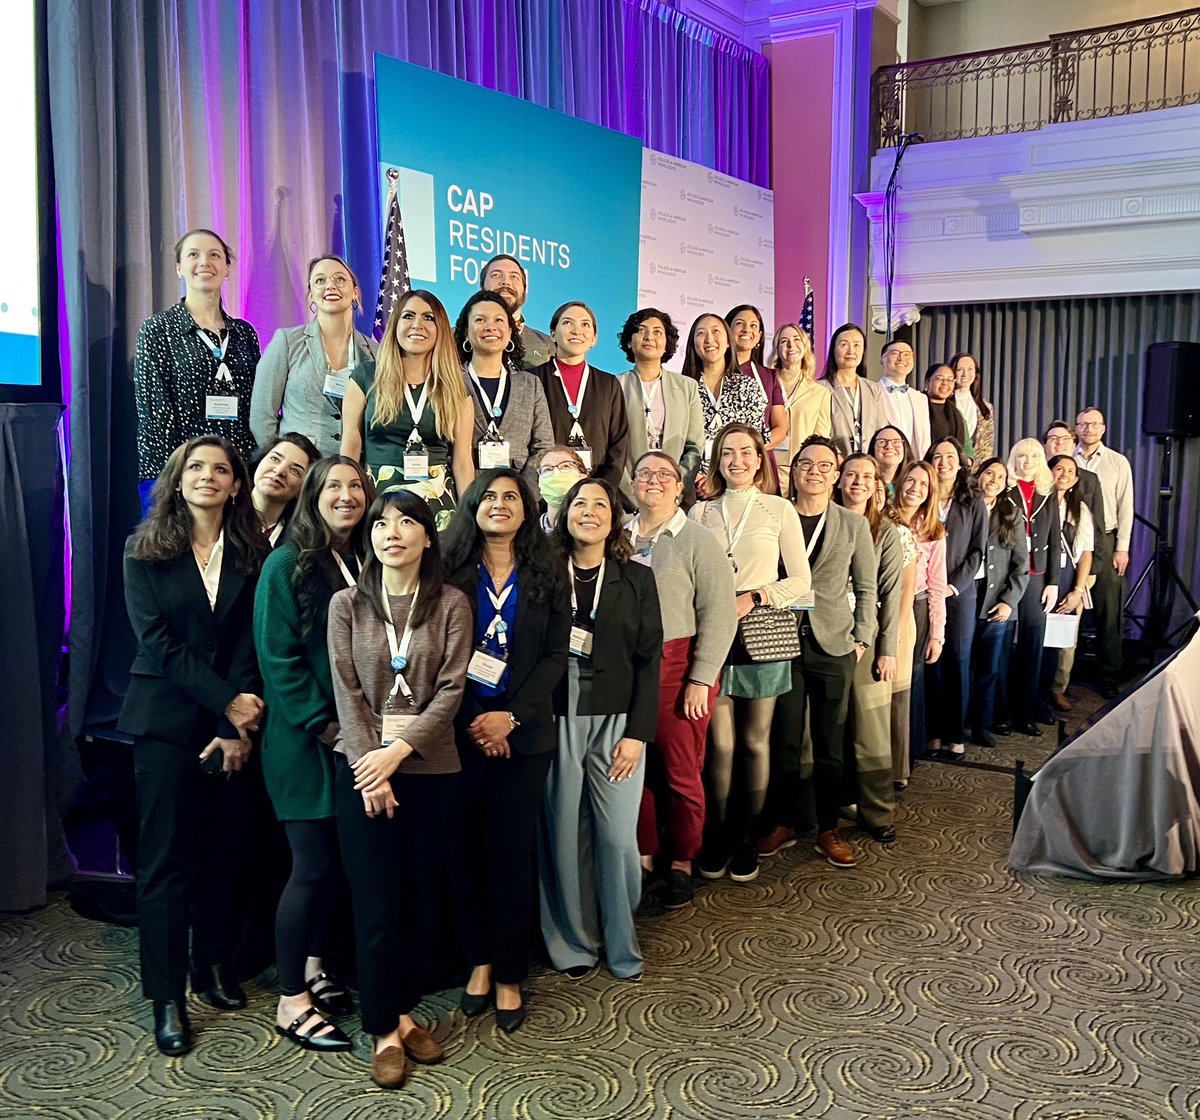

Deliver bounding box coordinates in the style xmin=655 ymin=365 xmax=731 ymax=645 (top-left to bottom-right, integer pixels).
xmin=1124 ymin=436 xmax=1198 ymax=650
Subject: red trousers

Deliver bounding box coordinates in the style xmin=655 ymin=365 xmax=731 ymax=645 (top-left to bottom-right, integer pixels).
xmin=637 ymin=637 xmax=719 ymax=862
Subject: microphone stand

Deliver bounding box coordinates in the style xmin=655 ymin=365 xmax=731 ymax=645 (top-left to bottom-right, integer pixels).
xmin=882 ymin=132 xmax=923 ymax=343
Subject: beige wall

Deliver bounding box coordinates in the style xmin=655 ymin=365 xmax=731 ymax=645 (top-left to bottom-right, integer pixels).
xmin=910 ymin=0 xmax=1194 ymax=59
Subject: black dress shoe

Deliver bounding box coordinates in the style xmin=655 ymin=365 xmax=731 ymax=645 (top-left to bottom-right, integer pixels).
xmin=972 ymin=729 xmax=997 ymax=748
xmin=153 ymin=999 xmax=192 ymax=1056
xmin=1015 ymin=721 xmax=1041 ymax=736
xmin=459 ymin=988 xmax=492 ymax=1017
xmin=867 ymin=825 xmax=897 ymax=843
xmin=496 ymin=1000 xmax=526 ymax=1034
xmin=991 ymin=723 xmax=1013 ymax=737
xmin=192 ymin=965 xmax=246 ymax=1011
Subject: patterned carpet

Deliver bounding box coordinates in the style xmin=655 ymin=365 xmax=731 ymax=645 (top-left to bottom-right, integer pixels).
xmin=3 ymin=685 xmax=1199 ymax=1120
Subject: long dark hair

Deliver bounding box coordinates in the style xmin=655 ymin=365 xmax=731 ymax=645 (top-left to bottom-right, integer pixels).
xmin=926 ymin=436 xmax=974 ymax=506
xmin=441 ymin=468 xmax=567 ymax=604
xmin=1047 ymin=454 xmax=1085 ymax=531
xmin=453 ymin=291 xmax=526 ymax=371
xmin=949 ymin=351 xmax=992 ymax=420
xmin=249 ymin=431 xmax=321 ymax=534
xmin=357 ymin=491 xmax=445 ymax=631
xmin=725 ymin=304 xmax=766 ymax=366
xmin=868 ymin=425 xmax=915 ymax=479
xmin=130 ymin=435 xmax=267 ymax=571
xmin=680 ymin=313 xmax=736 ymax=382
xmin=287 ymin=456 xmax=375 ymax=639
xmin=973 ymin=457 xmax=1020 ymax=548
xmin=819 ymin=323 xmax=868 ymax=381
xmin=549 ymin=477 xmax=634 ymax=565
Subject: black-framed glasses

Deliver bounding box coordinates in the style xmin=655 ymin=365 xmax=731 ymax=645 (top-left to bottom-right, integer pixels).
xmin=795 ymin=458 xmax=835 ymax=475
xmin=633 ymin=468 xmax=678 ymax=483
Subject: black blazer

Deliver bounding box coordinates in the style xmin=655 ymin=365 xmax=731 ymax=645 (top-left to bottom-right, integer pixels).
xmin=1007 ymin=485 xmax=1061 ymax=580
xmin=530 ymin=361 xmax=631 ymax=493
xmin=943 ymin=494 xmax=988 ymax=595
xmin=554 ymin=560 xmax=663 ymax=742
xmin=976 ymin=496 xmax=1030 ymax=617
xmin=451 ymin=563 xmax=571 ymax=756
xmin=1074 ymin=468 xmax=1108 ymax=558
xmin=119 ymin=540 xmax=261 ymax=746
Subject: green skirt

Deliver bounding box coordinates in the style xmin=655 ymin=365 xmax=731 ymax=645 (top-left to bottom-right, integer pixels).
xmin=720 ymin=660 xmax=791 ymax=699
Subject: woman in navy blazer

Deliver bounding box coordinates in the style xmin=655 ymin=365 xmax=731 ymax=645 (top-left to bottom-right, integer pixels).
xmin=120 ymin=435 xmax=268 ymax=1056
xmin=540 ymin=477 xmax=662 ymax=981
xmin=442 ymin=468 xmax=570 ymax=1032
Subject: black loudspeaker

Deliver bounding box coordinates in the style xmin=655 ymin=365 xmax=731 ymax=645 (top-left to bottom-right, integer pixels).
xmin=1143 ymin=341 xmax=1200 ymax=438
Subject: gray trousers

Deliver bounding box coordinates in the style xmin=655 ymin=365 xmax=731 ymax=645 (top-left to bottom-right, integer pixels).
xmin=539 ymin=659 xmax=646 ymax=979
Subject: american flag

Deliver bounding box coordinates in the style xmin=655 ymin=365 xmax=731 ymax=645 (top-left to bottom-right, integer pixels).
xmin=799 ymin=276 xmax=815 ymax=345
xmin=373 ymin=168 xmax=411 ymax=340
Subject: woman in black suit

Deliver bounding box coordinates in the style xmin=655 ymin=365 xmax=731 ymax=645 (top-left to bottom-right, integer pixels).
xmin=540 ymin=477 xmax=662 ymax=981
xmin=120 ymin=435 xmax=268 ymax=1056
xmin=442 ymin=468 xmax=570 ymax=1032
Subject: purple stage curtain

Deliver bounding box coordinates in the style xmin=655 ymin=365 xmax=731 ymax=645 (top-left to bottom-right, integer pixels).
xmin=48 ymin=0 xmax=769 ymax=743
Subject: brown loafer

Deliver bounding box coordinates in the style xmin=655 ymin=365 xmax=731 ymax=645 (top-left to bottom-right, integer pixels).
xmin=401 ymin=1023 xmax=444 ymax=1065
xmin=815 ymin=829 xmax=857 ymax=869
xmin=757 ymin=825 xmax=797 ymax=856
xmin=371 ymin=1045 xmax=407 ymax=1089
xmin=1050 ymin=691 xmax=1073 ymax=712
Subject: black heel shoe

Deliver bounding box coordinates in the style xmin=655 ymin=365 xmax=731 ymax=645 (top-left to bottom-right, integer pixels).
xmin=192 ymin=965 xmax=246 ymax=1011
xmin=459 ymin=988 xmax=492 ymax=1017
xmin=153 ymin=999 xmax=192 ymax=1056
xmin=496 ymin=998 xmax=526 ymax=1034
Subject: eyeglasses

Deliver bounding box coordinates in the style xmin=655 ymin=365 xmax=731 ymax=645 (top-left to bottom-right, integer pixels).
xmin=1077 ymin=422 xmax=1104 ymax=430
xmin=874 ymin=438 xmax=903 ymax=450
xmin=795 ymin=458 xmax=835 ymax=475
xmin=633 ymin=469 xmax=678 ymax=483
xmin=539 ymin=464 xmax=582 ymax=477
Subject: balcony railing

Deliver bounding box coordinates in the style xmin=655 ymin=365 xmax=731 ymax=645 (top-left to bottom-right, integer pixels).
xmin=872 ymin=9 xmax=1200 ymax=151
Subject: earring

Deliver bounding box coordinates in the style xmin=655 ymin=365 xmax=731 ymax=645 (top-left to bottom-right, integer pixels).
xmin=505 ymin=340 xmax=515 ymax=353
xmin=309 ymin=300 xmax=318 ymax=314
xmin=352 ymin=298 xmax=360 ymax=313
xmin=462 ymin=339 xmax=473 ymax=353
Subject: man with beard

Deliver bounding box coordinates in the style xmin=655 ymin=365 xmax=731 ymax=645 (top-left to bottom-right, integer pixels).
xmin=480 ymin=254 xmax=554 ymax=369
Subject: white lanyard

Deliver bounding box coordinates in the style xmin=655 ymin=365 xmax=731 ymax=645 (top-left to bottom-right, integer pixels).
xmin=569 ymin=559 xmax=605 ymax=622
xmin=839 ymin=381 xmax=862 ymax=449
xmin=196 ymin=326 xmax=233 ymax=386
xmin=483 ymin=574 xmax=516 ymax=650
xmin=555 ymin=361 xmax=590 ymax=419
xmin=404 ymin=382 xmax=429 ymax=446
xmin=640 ymin=376 xmax=664 ymax=447
xmin=802 ymin=509 xmax=827 ymax=559
xmin=718 ymin=495 xmax=755 ymax=567
xmin=332 ymin=552 xmax=357 ymax=588
xmin=380 ymin=575 xmax=420 ymax=703
xmin=701 ymin=376 xmax=723 ymax=431
xmin=469 ymin=363 xmax=507 ymax=434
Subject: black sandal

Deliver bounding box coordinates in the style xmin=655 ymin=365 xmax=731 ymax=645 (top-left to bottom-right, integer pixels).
xmin=276 ymin=1006 xmax=353 ymax=1052
xmin=306 ymin=971 xmax=355 ymax=1016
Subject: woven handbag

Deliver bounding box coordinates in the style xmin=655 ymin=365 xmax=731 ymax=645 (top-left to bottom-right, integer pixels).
xmin=736 ymin=605 xmax=801 ymax=663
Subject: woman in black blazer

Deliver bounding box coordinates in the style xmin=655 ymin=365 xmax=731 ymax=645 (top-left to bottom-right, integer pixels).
xmin=442 ymin=468 xmax=570 ymax=1032
xmin=541 ymin=477 xmax=662 ymax=981
xmin=120 ymin=435 xmax=268 ymax=1056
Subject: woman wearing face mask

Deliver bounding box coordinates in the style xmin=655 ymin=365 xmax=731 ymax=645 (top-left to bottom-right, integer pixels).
xmin=968 ymin=458 xmax=1027 ymax=747
xmin=1045 ymin=455 xmax=1094 ymax=713
xmin=342 ymin=290 xmax=475 ymax=532
xmin=925 ymin=438 xmax=987 ymax=761
xmin=455 ymin=292 xmax=555 ymax=491
xmin=923 ymin=364 xmax=966 ymax=449
xmin=726 ymin=305 xmax=789 ymax=476
xmin=255 ymin=457 xmax=374 ymax=1053
xmin=770 ymin=323 xmax=830 ymax=498
xmin=890 ymin=461 xmax=947 ymax=764
xmin=1005 ymin=439 xmax=1061 ymax=736
xmin=540 ymin=478 xmax=662 ymax=980
xmin=950 ymin=352 xmax=994 ymax=463
xmin=818 ymin=323 xmax=888 ymax=459
xmin=248 ymin=433 xmax=321 ymax=547
xmin=628 ymin=453 xmax=737 ymax=910
xmin=531 ymin=302 xmax=630 ymax=492
xmin=535 ymin=446 xmax=588 ymax=531
xmin=616 ymin=309 xmax=705 ymax=506
xmin=327 ymin=490 xmax=473 ymax=1088
xmin=868 ymin=426 xmax=915 ymax=500
xmin=251 ymin=255 xmax=378 ymax=457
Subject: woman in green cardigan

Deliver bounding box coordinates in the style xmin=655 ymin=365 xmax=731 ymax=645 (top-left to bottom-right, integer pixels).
xmin=253 ymin=455 xmax=374 ymax=1050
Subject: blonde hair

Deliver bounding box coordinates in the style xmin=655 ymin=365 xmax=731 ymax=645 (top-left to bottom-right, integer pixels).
xmin=371 ymin=290 xmax=466 ymax=439
xmin=1006 ymin=438 xmax=1054 ymax=496
xmin=892 ymin=460 xmax=945 ymax=542
xmin=770 ymin=322 xmax=816 ymax=381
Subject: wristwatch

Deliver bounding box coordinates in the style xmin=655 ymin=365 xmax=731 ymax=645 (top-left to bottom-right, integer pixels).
xmin=750 ymin=590 xmax=764 ymax=608
xmin=506 ymin=712 xmax=521 ymax=730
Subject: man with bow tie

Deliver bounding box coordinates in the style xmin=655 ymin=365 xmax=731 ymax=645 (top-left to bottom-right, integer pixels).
xmin=878 ymin=338 xmax=931 ymax=458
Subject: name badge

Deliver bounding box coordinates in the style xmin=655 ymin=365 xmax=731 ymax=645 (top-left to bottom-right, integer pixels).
xmin=1060 ymin=552 xmax=1067 ymax=568
xmin=478 ymin=440 xmax=511 ymax=469
xmin=569 ymin=626 xmax=594 ymax=658
xmin=206 ymin=394 xmax=238 ymax=420
xmin=403 ymin=449 xmax=430 ymax=481
xmin=575 ymin=447 xmax=594 ymax=472
xmin=323 ymin=372 xmax=349 ymax=399
xmin=381 ymin=712 xmax=415 ymax=747
xmin=790 ymin=592 xmax=816 ymax=612
xmin=467 ymin=648 xmax=508 ymax=687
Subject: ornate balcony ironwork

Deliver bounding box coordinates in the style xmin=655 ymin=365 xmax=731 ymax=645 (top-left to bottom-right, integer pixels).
xmin=872 ymin=9 xmax=1200 ymax=150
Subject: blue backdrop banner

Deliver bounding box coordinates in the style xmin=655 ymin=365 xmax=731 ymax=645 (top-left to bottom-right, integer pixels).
xmin=375 ymin=54 xmax=643 ymax=370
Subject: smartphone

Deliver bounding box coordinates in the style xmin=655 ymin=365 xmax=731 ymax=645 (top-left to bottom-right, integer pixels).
xmin=199 ymin=748 xmax=226 ymax=776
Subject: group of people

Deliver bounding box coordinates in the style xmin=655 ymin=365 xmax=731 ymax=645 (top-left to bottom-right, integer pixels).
xmin=122 ymin=228 xmax=1136 ymax=1089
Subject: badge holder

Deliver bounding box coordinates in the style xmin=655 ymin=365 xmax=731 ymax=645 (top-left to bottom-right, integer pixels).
xmin=382 ymin=653 xmax=417 ymax=746
xmin=404 ymin=440 xmax=431 ymax=481
xmin=467 ymin=642 xmax=508 ymax=687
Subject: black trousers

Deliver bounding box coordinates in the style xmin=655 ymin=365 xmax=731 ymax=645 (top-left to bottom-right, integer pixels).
xmin=334 ymin=759 xmax=460 ymax=1036
xmin=457 ymin=741 xmax=553 ymax=986
xmin=1090 ymin=529 xmax=1123 ymax=678
xmin=134 ymin=737 xmax=250 ymax=1001
xmin=1012 ymin=571 xmax=1049 ymax=725
xmin=275 ymin=817 xmax=340 ymax=996
xmin=929 ymin=586 xmax=977 ymax=744
xmin=769 ymin=629 xmax=855 ymax=833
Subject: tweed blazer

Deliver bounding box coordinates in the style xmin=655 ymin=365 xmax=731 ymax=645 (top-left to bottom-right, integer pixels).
xmin=616 ymin=369 xmax=705 ymax=503
xmin=823 ymin=375 xmax=889 ymax=459
xmin=250 ymin=321 xmax=378 ymax=457
xmin=462 ymin=365 xmax=555 ymax=489
xmin=802 ymin=502 xmax=878 ymax=657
